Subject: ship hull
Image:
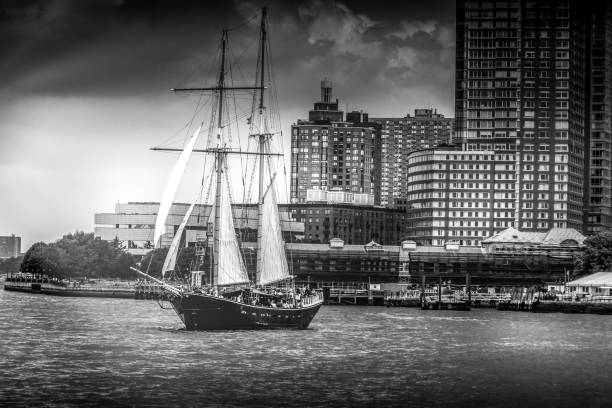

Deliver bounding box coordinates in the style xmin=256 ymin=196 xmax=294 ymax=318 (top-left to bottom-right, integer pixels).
xmin=169 ymin=293 xmax=322 ymax=330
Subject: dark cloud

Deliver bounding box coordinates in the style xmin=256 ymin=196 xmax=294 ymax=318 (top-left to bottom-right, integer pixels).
xmin=0 ymin=0 xmax=456 ymax=247
xmin=1 ymin=0 xmax=455 ymax=115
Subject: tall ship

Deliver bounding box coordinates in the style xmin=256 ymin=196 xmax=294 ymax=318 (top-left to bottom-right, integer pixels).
xmin=132 ymin=8 xmax=323 ymax=330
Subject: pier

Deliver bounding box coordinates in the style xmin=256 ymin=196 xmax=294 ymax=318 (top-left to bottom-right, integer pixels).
xmin=3 ymin=273 xmax=134 ymax=298
xmin=420 ymin=294 xmax=471 ymax=310
xmin=497 ymin=288 xmax=612 ymax=314
xmin=385 ymin=288 xmax=511 ymax=309
xmin=384 ymin=289 xmax=423 ymax=307
xmin=322 ymin=285 xmax=385 ymax=305
xmin=134 ymin=282 xmax=165 ymax=300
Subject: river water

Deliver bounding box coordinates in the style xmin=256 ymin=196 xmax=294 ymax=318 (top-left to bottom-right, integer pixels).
xmin=0 ymin=288 xmax=610 ymax=408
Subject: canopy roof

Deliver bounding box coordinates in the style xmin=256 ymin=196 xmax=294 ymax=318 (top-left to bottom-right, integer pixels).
xmin=482 ymin=227 xmax=585 ymax=247
xmin=567 ymin=272 xmax=612 ymax=287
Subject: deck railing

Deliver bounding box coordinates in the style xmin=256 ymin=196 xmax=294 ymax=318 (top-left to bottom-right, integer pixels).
xmin=302 ymin=291 xmax=324 ymax=306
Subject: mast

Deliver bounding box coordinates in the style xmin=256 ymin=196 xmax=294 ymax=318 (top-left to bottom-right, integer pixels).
xmin=212 ymin=29 xmax=228 ymax=287
xmin=256 ymin=7 xmax=267 ymax=285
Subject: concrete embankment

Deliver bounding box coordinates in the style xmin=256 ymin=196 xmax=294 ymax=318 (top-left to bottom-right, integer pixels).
xmin=4 ymin=280 xmax=135 ymax=299
xmin=532 ymin=300 xmax=612 ymax=314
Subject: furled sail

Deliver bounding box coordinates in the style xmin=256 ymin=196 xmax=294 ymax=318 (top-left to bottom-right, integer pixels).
xmin=153 ymin=124 xmax=202 ymax=247
xmin=161 ymin=196 xmax=198 ymax=278
xmin=256 ymin=181 xmax=290 ymax=286
xmin=216 ymin=171 xmax=250 ymax=286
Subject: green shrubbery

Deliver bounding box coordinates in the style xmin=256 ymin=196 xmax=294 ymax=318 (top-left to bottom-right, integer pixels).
xmin=19 ymin=232 xmax=135 ymax=279
xmin=15 ymin=231 xmax=198 ymax=280
xmin=575 ymin=231 xmax=612 ymax=276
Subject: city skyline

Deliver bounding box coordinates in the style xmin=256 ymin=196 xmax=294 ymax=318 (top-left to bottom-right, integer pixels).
xmin=0 ymin=0 xmax=455 ymax=249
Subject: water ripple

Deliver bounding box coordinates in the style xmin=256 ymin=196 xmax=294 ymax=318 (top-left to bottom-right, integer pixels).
xmin=1 ymin=290 xmax=611 ymax=407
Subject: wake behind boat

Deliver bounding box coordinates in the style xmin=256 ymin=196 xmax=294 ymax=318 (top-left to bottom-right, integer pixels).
xmin=132 ymin=8 xmax=322 ymax=330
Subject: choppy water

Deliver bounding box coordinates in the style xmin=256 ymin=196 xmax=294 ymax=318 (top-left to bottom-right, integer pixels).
xmin=1 ymin=288 xmax=611 ymax=407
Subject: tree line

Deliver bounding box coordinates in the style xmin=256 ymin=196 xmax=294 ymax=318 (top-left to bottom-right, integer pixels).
xmin=3 ymin=230 xmax=612 ymax=281
xmin=3 ymin=231 xmax=196 ymax=280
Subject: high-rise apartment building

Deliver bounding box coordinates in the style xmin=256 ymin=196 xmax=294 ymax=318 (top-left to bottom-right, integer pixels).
xmin=371 ymin=109 xmax=454 ymax=208
xmin=290 ymin=81 xmax=377 ymax=204
xmin=0 ymin=235 xmax=21 ymax=258
xmin=586 ymin=2 xmax=612 ymax=233
xmin=308 ymin=78 xmax=344 ymax=122
xmin=406 ymin=148 xmax=514 ymax=246
xmin=456 ymin=1 xmax=594 ymax=232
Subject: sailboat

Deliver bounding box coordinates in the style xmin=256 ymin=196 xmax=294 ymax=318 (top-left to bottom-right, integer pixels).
xmin=131 ymin=8 xmax=323 ymax=330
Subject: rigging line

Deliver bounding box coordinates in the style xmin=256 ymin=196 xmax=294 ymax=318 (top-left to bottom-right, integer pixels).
xmin=224 ymin=87 xmax=232 ymax=146
xmin=248 ymin=24 xmax=262 ymax=136
xmin=152 ymin=96 xmax=212 ymax=149
xmin=197 ymin=159 xmax=216 ymax=225
xmin=203 ymin=160 xmax=216 ymax=205
xmin=175 ymin=42 xmax=222 ymax=147
xmin=245 ymin=154 xmax=258 ymax=204
xmin=242 ymin=138 xmax=254 ymax=203
xmin=144 ymin=242 xmax=156 ymax=276
xmin=174 ymin=36 xmax=220 ymax=91
xmin=197 ymin=153 xmax=213 ymax=223
xmin=228 ymin=34 xmax=258 ymax=83
xmin=227 ymin=42 xmax=241 ymax=149
xmin=184 ymin=95 xmax=213 ymax=140
xmin=227 ymin=47 xmax=249 ymax=208
xmin=206 ymin=94 xmax=217 ymax=150
xmin=260 ymin=59 xmax=287 ymax=203
xmin=266 ymin=37 xmax=283 ymax=146
xmin=225 ymin=10 xmax=259 ymax=32
xmin=205 ymin=82 xmax=219 ymax=150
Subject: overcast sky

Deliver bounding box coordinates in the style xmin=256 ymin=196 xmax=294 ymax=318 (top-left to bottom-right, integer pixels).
xmin=0 ymin=0 xmax=455 ymax=250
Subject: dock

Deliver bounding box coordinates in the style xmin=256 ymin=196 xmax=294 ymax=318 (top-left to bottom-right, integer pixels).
xmin=385 ymin=288 xmax=511 ymax=309
xmin=421 ymin=294 xmax=471 ymax=310
xmin=498 ymin=289 xmax=612 ymax=314
xmin=3 ymin=274 xmax=134 ymax=298
xmin=134 ymin=282 xmax=166 ymax=299
xmin=322 ymin=286 xmax=385 ymax=305
xmin=2 ymin=273 xmax=164 ymax=300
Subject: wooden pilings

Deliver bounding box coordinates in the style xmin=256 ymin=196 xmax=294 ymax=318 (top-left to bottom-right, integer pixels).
xmin=134 ymin=282 xmax=165 ymax=300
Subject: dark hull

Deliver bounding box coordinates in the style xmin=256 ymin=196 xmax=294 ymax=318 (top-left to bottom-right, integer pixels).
xmin=169 ymin=293 xmax=322 ymax=330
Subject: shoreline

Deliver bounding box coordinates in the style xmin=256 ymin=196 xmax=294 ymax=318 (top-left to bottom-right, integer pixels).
xmin=3 ymin=280 xmax=135 ymax=299
xmin=4 ymin=280 xmax=612 ymax=315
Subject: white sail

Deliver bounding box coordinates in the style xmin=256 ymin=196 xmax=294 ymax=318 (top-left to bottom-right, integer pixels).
xmin=161 ymin=197 xmax=198 ymax=278
xmin=216 ymin=171 xmax=250 ymax=286
xmin=153 ymin=124 xmax=202 ymax=247
xmin=256 ymin=181 xmax=290 ymax=286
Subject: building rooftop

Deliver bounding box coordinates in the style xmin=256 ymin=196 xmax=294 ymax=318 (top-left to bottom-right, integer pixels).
xmin=482 ymin=227 xmax=585 ymax=247
xmin=286 ymin=242 xmax=400 ymax=253
xmin=567 ymin=272 xmax=612 ymax=288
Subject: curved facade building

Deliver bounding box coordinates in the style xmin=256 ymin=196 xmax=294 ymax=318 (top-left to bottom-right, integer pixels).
xmin=406 ymin=149 xmax=515 ymax=246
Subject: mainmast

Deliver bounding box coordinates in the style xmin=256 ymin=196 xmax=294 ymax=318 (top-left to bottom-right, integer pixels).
xmin=212 ymin=30 xmax=229 ymax=288
xmin=256 ymin=7 xmax=268 ymax=286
